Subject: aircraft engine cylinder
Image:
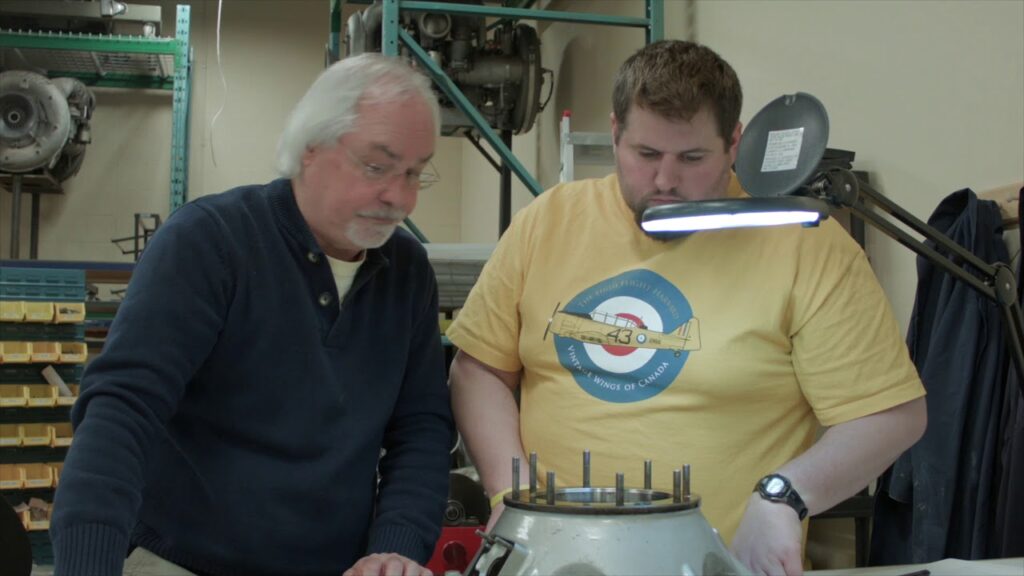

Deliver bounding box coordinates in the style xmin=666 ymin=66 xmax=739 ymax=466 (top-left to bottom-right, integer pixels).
xmin=454 ymin=56 xmax=524 ymax=86
xmin=417 ymin=12 xmax=451 ymax=39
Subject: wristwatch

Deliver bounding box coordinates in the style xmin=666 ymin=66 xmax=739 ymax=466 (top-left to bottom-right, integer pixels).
xmin=754 ymin=474 xmax=809 ymax=520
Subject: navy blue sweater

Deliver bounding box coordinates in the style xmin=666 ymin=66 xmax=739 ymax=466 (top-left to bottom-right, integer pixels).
xmin=50 ymin=179 xmax=455 ymax=576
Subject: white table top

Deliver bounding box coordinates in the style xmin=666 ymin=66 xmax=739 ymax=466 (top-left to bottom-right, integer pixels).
xmin=809 ymin=557 xmax=1023 ymax=576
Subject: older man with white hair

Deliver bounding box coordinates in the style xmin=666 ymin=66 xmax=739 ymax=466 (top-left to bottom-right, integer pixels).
xmin=51 ymin=54 xmax=454 ymax=576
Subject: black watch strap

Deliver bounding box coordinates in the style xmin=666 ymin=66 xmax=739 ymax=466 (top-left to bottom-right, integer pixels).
xmin=755 ymin=474 xmax=809 ymax=520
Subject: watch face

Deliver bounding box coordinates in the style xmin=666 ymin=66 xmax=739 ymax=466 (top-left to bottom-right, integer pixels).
xmin=764 ymin=477 xmax=787 ymax=496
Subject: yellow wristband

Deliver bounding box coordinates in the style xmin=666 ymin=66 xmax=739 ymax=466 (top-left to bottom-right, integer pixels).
xmin=489 ymin=486 xmax=527 ymax=509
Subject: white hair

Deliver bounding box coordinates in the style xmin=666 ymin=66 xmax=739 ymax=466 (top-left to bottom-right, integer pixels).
xmin=276 ymin=53 xmax=440 ymax=178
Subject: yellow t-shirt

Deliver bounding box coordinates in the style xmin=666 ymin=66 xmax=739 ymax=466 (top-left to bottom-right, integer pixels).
xmin=447 ymin=173 xmax=925 ymax=544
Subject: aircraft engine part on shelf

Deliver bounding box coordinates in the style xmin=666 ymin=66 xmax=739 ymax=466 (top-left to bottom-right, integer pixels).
xmin=467 ymin=452 xmax=749 ymax=576
xmin=345 ymin=0 xmax=545 ymax=136
xmin=0 ymin=70 xmax=96 ymax=181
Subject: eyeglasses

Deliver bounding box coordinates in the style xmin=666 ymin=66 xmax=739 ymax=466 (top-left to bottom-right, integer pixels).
xmin=345 ymin=148 xmax=441 ymax=190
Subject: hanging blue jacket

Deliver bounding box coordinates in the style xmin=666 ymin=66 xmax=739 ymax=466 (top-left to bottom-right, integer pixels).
xmin=871 ymin=188 xmax=1008 ymax=563
xmin=993 ymin=185 xmax=1024 ymax=558
xmin=50 ymin=179 xmax=455 ymax=576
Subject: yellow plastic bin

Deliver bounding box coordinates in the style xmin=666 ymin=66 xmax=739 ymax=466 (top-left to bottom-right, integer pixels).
xmin=16 ymin=507 xmax=31 ymax=532
xmin=0 ymin=423 xmax=21 ymax=447
xmin=55 ymin=384 xmax=79 ymax=406
xmin=58 ymin=341 xmax=88 ymax=363
xmin=21 ymin=463 xmax=55 ymax=489
xmin=50 ymin=462 xmax=64 ymax=487
xmin=26 ymin=498 xmax=50 ymax=531
xmin=24 ymin=302 xmax=55 ymax=323
xmin=51 ymin=423 xmax=73 ymax=448
xmin=0 ymin=385 xmax=28 ymax=407
xmin=25 ymin=385 xmax=58 ymax=408
xmin=0 ymin=342 xmax=32 ymax=364
xmin=19 ymin=423 xmax=52 ymax=447
xmin=0 ymin=464 xmax=23 ymax=490
xmin=0 ymin=301 xmax=26 ymax=322
xmin=54 ymin=302 xmax=86 ymax=323
xmin=30 ymin=341 xmax=60 ymax=363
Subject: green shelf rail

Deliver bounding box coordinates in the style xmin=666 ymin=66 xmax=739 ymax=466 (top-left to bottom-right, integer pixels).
xmin=0 ymin=5 xmax=192 ymax=213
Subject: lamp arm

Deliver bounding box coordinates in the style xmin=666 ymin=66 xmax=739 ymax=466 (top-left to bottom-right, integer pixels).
xmin=822 ymin=170 xmax=1024 ymax=390
xmin=856 ymin=179 xmax=1003 ymax=283
xmin=843 ymin=198 xmax=999 ymax=301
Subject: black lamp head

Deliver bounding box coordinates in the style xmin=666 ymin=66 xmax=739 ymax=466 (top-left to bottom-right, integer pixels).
xmin=735 ymin=92 xmax=830 ymax=198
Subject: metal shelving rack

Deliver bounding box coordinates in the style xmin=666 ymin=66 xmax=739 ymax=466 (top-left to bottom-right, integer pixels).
xmin=559 ymin=110 xmax=613 ymax=183
xmin=331 ymin=0 xmax=663 ymax=236
xmin=0 ymin=266 xmax=87 ymax=566
xmin=0 ymin=4 xmax=192 ymax=234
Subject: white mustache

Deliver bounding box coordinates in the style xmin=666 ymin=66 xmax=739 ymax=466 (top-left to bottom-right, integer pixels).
xmin=357 ymin=210 xmax=406 ymax=221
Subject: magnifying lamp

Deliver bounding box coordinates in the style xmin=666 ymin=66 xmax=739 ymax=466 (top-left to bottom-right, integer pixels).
xmin=640 ymin=91 xmax=1024 ymax=389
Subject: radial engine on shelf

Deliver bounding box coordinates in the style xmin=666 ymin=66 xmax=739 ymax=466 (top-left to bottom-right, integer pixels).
xmin=0 ymin=70 xmax=96 ymax=182
xmin=345 ymin=0 xmax=547 ymax=136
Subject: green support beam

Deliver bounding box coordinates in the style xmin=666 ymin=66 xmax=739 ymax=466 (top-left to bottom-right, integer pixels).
xmin=169 ymin=5 xmax=192 ymax=212
xmin=382 ymin=0 xmax=400 ymax=56
xmin=0 ymin=31 xmax=178 ymax=54
xmin=329 ymin=0 xmax=343 ymax=63
xmin=403 ymin=217 xmax=429 ymax=243
xmin=400 ymin=1 xmax=651 ymax=28
xmin=647 ymin=0 xmax=664 ymax=43
xmin=40 ymin=72 xmax=174 ymax=90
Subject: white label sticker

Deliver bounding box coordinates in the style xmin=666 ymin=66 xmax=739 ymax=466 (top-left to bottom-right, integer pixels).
xmin=760 ymin=127 xmax=804 ymax=173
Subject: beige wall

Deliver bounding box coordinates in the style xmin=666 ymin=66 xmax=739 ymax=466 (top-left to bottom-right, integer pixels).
xmin=458 ymin=132 xmax=537 ymax=243
xmin=686 ymin=0 xmax=1024 ymax=334
xmin=535 ymin=0 xmax=647 ymax=187
xmin=4 ymin=0 xmax=1023 ymax=336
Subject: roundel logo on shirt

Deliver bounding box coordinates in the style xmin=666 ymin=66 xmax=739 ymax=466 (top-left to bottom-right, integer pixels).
xmin=547 ymin=269 xmax=699 ymax=403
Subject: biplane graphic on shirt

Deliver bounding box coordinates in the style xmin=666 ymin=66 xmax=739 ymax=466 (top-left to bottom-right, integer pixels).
xmin=545 ymin=269 xmax=697 ymax=403
xmin=545 ymin=307 xmax=701 ymax=357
